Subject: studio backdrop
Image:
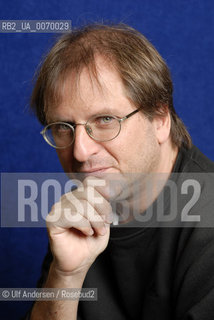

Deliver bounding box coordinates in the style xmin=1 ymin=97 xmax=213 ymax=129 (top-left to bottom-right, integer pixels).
xmin=0 ymin=0 xmax=213 ymax=318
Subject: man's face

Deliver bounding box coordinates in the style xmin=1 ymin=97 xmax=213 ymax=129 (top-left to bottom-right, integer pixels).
xmin=47 ymin=56 xmax=164 ymax=198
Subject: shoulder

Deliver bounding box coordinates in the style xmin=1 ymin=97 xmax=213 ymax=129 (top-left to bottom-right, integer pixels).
xmin=172 ymin=147 xmax=214 ymax=318
xmin=180 ymin=145 xmax=214 ymax=173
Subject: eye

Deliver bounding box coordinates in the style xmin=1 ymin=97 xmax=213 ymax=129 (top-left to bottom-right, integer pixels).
xmin=95 ymin=116 xmax=114 ymax=125
xmin=51 ymin=123 xmax=72 ymax=135
xmin=57 ymin=123 xmax=70 ymax=131
xmin=59 ymin=123 xmax=70 ymax=130
xmin=102 ymin=116 xmax=113 ymax=123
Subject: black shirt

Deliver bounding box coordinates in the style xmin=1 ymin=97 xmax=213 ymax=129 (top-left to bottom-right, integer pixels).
xmin=25 ymin=145 xmax=214 ymax=320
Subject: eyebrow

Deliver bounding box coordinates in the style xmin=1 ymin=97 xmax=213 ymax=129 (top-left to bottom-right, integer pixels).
xmin=48 ymin=107 xmax=122 ymax=123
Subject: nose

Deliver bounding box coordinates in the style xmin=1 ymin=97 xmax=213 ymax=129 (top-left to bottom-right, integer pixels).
xmin=72 ymin=125 xmax=101 ymax=162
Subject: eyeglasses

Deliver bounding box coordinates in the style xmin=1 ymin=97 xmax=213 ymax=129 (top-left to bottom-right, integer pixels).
xmin=40 ymin=108 xmax=142 ymax=149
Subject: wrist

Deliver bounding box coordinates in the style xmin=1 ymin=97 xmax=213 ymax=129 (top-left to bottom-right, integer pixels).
xmin=47 ymin=261 xmax=88 ymax=288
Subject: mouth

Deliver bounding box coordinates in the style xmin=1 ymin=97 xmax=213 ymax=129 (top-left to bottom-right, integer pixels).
xmin=79 ymin=167 xmax=112 ymax=177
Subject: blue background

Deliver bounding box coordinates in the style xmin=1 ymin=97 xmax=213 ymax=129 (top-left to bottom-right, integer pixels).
xmin=0 ymin=0 xmax=213 ymax=318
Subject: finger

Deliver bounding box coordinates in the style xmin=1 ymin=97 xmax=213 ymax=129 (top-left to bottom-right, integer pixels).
xmin=56 ymin=199 xmax=108 ymax=236
xmin=82 ymin=176 xmax=111 ymax=199
xmin=82 ymin=200 xmax=108 ymax=236
xmin=64 ymin=183 xmax=113 ymax=224
xmin=46 ymin=205 xmax=95 ymax=237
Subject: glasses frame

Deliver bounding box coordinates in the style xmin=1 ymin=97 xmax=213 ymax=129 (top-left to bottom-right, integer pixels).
xmin=40 ymin=108 xmax=142 ymax=149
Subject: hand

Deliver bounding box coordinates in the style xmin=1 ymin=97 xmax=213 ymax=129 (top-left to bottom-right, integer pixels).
xmin=46 ymin=176 xmax=113 ymax=276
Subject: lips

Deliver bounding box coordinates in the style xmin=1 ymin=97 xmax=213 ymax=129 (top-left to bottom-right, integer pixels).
xmin=79 ymin=167 xmax=111 ymax=177
xmin=81 ymin=167 xmax=109 ymax=173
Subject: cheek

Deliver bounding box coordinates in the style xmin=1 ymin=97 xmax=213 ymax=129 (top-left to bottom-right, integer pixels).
xmin=104 ymin=125 xmax=145 ymax=165
xmin=108 ymin=121 xmax=158 ymax=172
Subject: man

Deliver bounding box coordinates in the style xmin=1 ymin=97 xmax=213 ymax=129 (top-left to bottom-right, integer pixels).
xmin=26 ymin=24 xmax=214 ymax=319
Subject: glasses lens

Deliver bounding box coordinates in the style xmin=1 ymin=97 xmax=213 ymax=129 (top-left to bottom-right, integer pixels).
xmin=44 ymin=122 xmax=74 ymax=148
xmin=87 ymin=115 xmax=121 ymax=141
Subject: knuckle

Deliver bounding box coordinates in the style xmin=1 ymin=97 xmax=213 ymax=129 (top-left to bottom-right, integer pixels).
xmin=61 ymin=192 xmax=73 ymax=203
xmin=50 ymin=202 xmax=59 ymax=214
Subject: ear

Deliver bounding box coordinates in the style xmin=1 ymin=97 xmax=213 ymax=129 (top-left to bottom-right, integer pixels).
xmin=152 ymin=108 xmax=171 ymax=145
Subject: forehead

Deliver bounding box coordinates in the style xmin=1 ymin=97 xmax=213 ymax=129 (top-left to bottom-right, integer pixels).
xmin=47 ymin=56 xmax=131 ymax=121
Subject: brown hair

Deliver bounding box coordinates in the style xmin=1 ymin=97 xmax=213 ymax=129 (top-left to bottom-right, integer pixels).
xmin=31 ymin=23 xmax=192 ymax=149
